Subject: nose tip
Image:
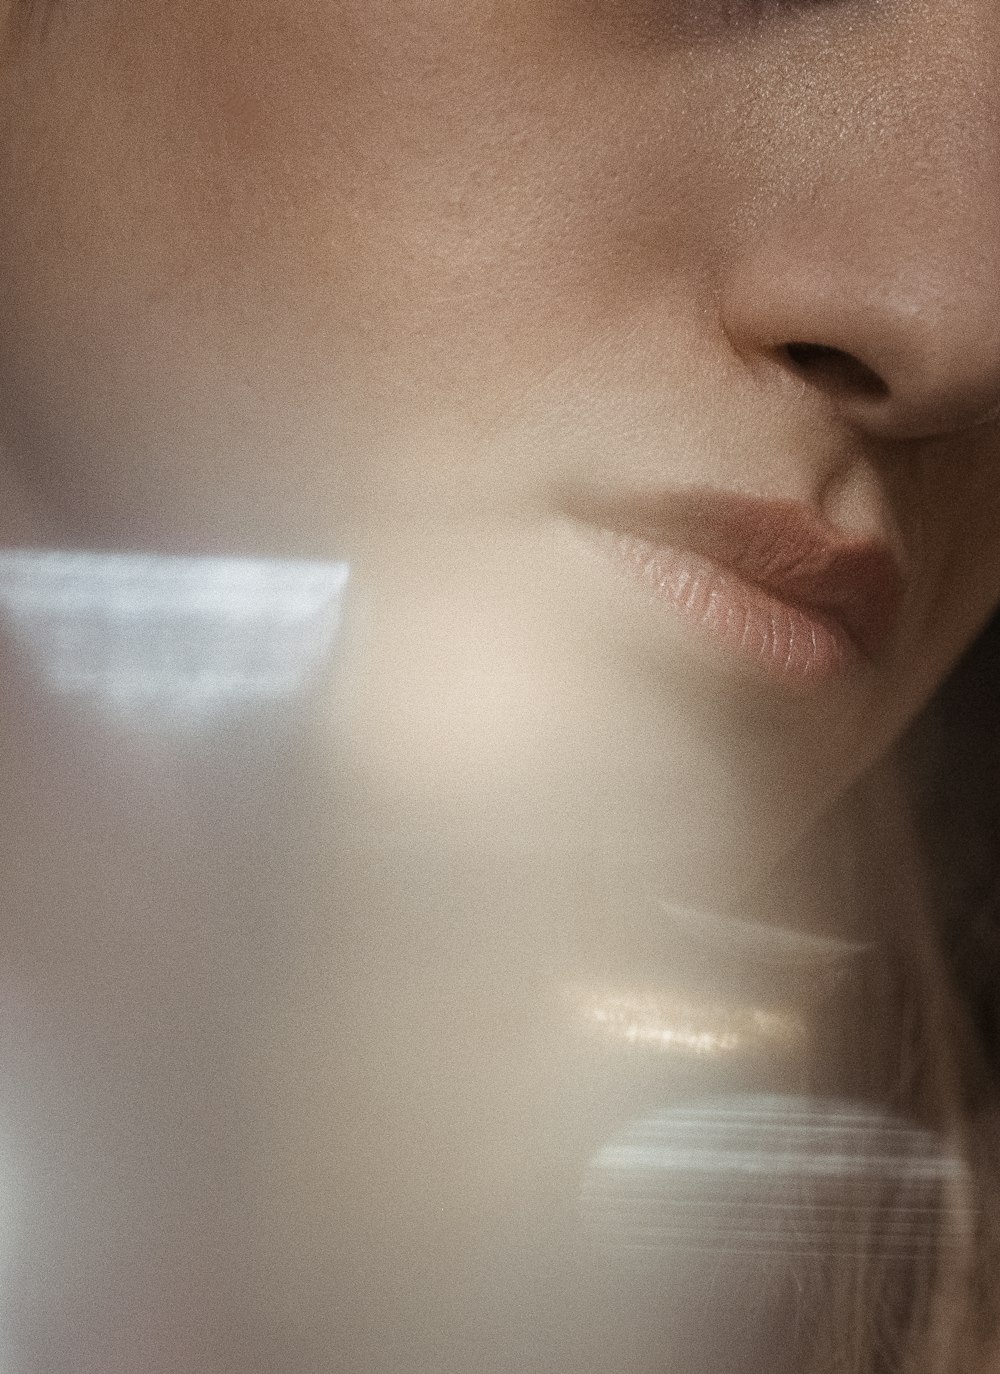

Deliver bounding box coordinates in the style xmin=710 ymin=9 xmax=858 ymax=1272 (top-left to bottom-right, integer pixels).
xmin=723 ymin=260 xmax=1000 ymax=443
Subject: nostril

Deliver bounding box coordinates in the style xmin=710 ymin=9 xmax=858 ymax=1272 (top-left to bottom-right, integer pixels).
xmin=782 ymin=342 xmax=890 ymax=400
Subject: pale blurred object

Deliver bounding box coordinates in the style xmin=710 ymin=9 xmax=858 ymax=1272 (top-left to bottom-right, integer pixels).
xmin=0 ymin=550 xmax=349 ymax=726
xmin=582 ymin=1096 xmax=973 ymax=1260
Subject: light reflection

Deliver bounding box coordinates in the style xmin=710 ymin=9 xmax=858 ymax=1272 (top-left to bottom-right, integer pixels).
xmin=581 ymin=1097 xmax=974 ymax=1258
xmin=571 ymin=987 xmax=805 ymax=1058
xmin=0 ymin=549 xmax=349 ymax=724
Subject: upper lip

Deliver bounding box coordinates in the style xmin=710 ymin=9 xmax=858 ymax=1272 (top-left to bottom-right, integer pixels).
xmin=564 ymin=485 xmax=906 ymax=658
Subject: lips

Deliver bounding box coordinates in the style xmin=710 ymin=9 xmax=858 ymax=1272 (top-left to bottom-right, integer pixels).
xmin=565 ymin=486 xmax=905 ymax=684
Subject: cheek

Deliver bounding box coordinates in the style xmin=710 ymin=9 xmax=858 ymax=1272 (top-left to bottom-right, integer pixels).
xmin=0 ymin=10 xmax=510 ymax=534
xmin=869 ymin=451 xmax=1000 ymax=743
xmin=919 ymin=455 xmax=1000 ymax=648
xmin=0 ymin=3 xmax=724 ymax=465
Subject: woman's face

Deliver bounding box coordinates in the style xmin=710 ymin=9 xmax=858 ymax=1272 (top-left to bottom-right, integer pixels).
xmin=2 ymin=5 xmax=1000 ymax=1370
xmin=2 ymin=3 xmax=1000 ymax=897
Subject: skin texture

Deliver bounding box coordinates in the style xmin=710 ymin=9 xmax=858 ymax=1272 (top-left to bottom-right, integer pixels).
xmin=0 ymin=2 xmax=999 ymax=1370
xmin=1 ymin=1 xmax=999 ymax=904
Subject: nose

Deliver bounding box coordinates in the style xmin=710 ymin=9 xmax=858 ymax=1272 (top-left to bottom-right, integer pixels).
xmin=722 ymin=228 xmax=1000 ymax=442
xmin=717 ymin=3 xmax=1000 ymax=447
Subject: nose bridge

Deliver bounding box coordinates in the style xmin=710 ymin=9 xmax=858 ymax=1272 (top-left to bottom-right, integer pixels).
xmin=720 ymin=3 xmax=1000 ymax=441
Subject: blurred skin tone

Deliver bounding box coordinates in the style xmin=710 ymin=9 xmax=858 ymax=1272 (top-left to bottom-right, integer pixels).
xmin=0 ymin=1 xmax=999 ymax=1371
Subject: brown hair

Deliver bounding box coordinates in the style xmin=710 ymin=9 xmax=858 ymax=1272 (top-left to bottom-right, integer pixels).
xmin=902 ymin=614 xmax=1000 ymax=1371
xmin=807 ymin=622 xmax=1000 ymax=1374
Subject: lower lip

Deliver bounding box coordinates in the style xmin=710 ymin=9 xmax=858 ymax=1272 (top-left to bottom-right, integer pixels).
xmin=598 ymin=531 xmax=857 ymax=686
